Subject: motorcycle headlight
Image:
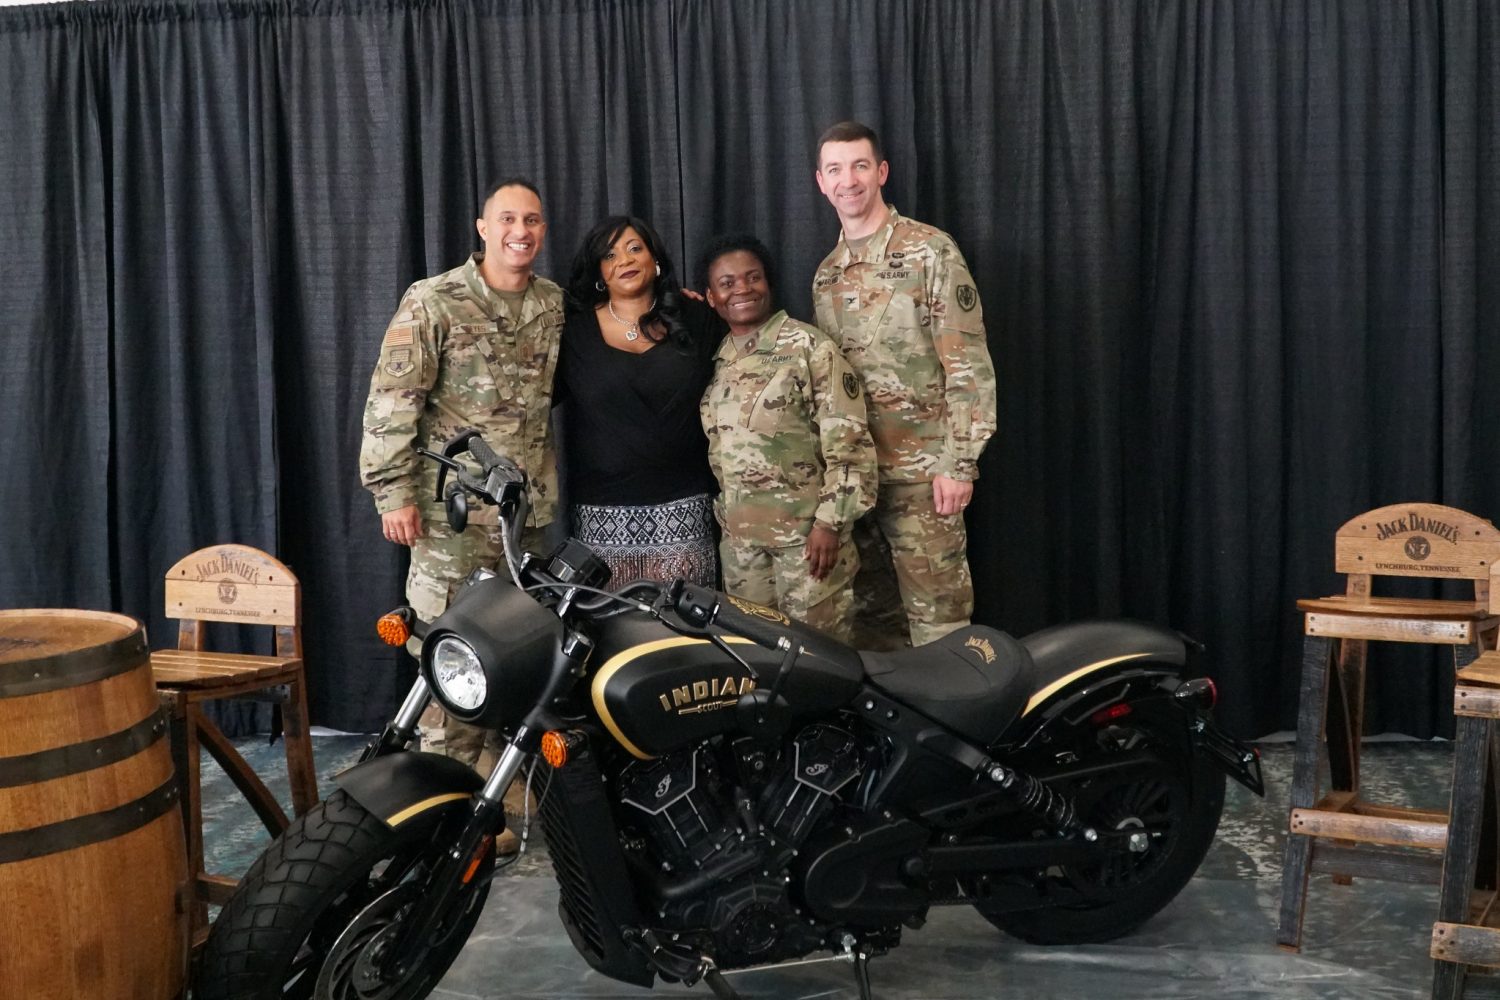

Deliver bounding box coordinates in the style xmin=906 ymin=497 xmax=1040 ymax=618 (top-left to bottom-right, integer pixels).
xmin=430 ymin=636 xmax=488 ymax=715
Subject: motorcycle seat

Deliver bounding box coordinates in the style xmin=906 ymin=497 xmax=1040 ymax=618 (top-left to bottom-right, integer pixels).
xmin=859 ymin=626 xmax=1037 ymax=745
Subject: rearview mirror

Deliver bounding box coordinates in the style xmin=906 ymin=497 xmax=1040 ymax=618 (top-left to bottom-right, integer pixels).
xmin=444 ymin=481 xmax=469 ymax=533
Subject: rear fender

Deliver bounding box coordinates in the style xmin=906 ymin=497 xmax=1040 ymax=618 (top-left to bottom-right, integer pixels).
xmin=998 ymin=665 xmax=1186 ymax=752
xmin=335 ymin=751 xmax=484 ymax=830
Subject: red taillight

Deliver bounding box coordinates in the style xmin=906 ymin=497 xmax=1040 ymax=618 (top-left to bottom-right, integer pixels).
xmin=1091 ymin=702 xmax=1134 ymax=726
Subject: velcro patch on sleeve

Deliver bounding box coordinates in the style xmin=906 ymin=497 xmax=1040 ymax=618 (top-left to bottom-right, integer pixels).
xmin=384 ymin=325 xmax=415 ymax=347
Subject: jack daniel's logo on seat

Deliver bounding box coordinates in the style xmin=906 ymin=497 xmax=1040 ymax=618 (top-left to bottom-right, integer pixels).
xmin=658 ymin=676 xmax=758 ymax=715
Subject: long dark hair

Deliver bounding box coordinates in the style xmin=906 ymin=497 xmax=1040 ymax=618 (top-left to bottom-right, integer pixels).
xmin=566 ymin=215 xmax=691 ymax=350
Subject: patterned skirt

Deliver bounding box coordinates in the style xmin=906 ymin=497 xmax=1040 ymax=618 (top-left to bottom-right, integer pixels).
xmin=571 ymin=493 xmax=718 ymax=588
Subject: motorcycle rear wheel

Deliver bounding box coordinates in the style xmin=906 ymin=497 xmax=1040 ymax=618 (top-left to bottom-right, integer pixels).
xmin=195 ymin=788 xmax=492 ymax=1000
xmin=977 ymin=717 xmax=1226 ymax=946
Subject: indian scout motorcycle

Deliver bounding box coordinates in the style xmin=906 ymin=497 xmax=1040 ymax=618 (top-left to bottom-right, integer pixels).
xmin=196 ymin=431 xmax=1264 ymax=1000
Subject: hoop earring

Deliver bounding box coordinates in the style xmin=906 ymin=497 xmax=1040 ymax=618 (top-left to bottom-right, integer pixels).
xmin=595 ymin=280 xmax=606 ymax=292
xmin=655 ymin=263 xmax=661 ymax=277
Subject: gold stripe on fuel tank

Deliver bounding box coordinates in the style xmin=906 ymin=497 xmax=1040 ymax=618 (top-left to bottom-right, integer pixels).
xmin=590 ymin=635 xmax=756 ymax=760
xmin=1021 ymin=653 xmax=1153 ymax=717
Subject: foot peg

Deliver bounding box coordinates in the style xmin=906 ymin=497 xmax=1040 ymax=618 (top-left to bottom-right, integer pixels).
xmin=623 ymin=929 xmax=745 ymax=999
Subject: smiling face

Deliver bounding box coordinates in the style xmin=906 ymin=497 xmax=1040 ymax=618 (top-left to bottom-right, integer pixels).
xmin=815 ymin=138 xmax=889 ymax=228
xmin=705 ymin=249 xmax=773 ymax=334
xmin=598 ymin=226 xmax=657 ymax=300
xmin=476 ymin=184 xmax=546 ymax=273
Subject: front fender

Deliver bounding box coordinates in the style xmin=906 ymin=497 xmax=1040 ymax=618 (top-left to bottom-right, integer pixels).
xmin=335 ymin=751 xmax=484 ymax=830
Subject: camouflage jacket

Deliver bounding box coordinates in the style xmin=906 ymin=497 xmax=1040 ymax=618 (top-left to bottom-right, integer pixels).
xmin=812 ymin=205 xmax=997 ymax=484
xmin=359 ymin=254 xmax=564 ymax=527
xmin=700 ymin=310 xmax=876 ymax=549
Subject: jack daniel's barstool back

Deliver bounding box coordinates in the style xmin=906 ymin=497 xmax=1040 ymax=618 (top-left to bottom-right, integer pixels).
xmin=1278 ymin=504 xmax=1500 ymax=952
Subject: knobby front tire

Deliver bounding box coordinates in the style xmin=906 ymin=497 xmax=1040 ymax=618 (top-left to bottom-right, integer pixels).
xmin=194 ymin=788 xmax=491 ymax=1000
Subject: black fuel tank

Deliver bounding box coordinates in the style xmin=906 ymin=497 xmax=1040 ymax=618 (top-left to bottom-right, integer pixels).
xmin=589 ymin=615 xmax=863 ymax=759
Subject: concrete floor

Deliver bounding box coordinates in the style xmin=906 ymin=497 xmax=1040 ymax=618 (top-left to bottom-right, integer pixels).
xmin=200 ymin=739 xmax=1473 ymax=1000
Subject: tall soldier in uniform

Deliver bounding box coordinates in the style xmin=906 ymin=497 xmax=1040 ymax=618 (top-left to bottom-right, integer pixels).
xmin=360 ymin=179 xmax=564 ymax=817
xmin=697 ymin=234 xmax=876 ymax=641
xmin=810 ymin=122 xmax=997 ymax=648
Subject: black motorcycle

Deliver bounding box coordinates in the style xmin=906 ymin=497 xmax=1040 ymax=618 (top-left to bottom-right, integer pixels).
xmin=196 ymin=431 xmax=1263 ymax=1000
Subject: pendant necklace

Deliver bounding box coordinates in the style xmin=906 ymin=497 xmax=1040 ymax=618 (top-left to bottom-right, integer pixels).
xmin=607 ymin=299 xmax=655 ymax=342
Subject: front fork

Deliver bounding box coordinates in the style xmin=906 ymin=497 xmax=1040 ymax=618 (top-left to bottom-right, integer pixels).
xmin=380 ymin=630 xmax=593 ymax=976
xmin=360 ymin=675 xmax=436 ymax=761
xmin=382 ymin=733 xmax=533 ymax=979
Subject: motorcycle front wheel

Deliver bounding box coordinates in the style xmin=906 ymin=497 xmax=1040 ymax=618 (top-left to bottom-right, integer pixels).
xmin=195 ymin=788 xmax=492 ymax=1000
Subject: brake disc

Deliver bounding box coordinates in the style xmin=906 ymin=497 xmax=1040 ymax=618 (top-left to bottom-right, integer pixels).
xmin=315 ymin=883 xmax=426 ymax=1000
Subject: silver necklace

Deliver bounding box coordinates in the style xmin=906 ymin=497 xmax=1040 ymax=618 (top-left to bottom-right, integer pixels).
xmin=607 ymin=298 xmax=654 ymax=342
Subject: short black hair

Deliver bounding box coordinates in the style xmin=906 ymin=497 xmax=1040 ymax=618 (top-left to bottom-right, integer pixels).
xmin=480 ymin=176 xmax=542 ymax=210
xmin=816 ymin=121 xmax=883 ymax=168
xmin=695 ymin=233 xmax=778 ymax=294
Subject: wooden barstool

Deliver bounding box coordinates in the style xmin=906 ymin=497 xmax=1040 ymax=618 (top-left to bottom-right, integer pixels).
xmin=1278 ymin=504 xmax=1500 ymax=952
xmin=1430 ymin=653 xmax=1500 ymax=998
xmin=150 ymin=544 xmax=319 ymax=945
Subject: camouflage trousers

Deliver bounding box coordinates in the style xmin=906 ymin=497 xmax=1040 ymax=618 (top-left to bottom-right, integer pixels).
xmin=849 ymin=481 xmax=973 ymax=650
xmin=406 ymin=515 xmax=548 ymax=769
xmin=720 ymin=533 xmax=859 ymax=643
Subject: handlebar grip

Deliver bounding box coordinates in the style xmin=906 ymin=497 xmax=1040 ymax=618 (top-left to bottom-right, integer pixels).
xmin=468 ymin=435 xmax=501 ymax=471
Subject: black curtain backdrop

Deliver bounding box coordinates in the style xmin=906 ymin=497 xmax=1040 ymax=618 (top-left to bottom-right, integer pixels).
xmin=0 ymin=0 xmax=1495 ymax=739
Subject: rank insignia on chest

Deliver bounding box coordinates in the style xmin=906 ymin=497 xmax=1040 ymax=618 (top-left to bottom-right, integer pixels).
xmin=842 ymin=372 xmax=860 ymax=399
xmin=842 ymin=292 xmax=859 ymax=310
xmin=384 ymin=348 xmax=413 ymax=377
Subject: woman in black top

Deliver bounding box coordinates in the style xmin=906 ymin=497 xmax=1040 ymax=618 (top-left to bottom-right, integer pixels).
xmin=556 ymin=215 xmax=723 ymax=586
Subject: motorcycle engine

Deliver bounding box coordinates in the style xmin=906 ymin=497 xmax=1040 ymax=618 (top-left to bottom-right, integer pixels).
xmin=616 ymin=723 xmax=864 ymax=968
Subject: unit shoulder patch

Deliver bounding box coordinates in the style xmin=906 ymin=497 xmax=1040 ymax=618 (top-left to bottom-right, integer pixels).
xmin=383 ymin=347 xmax=414 ymax=378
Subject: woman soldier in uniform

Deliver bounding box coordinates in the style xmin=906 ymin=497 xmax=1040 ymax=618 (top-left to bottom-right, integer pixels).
xmin=697 ymin=234 xmax=876 ymax=640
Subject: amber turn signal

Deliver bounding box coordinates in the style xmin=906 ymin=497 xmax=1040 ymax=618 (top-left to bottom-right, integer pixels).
xmin=541 ymin=730 xmax=570 ymax=769
xmin=376 ymin=612 xmax=411 ymax=647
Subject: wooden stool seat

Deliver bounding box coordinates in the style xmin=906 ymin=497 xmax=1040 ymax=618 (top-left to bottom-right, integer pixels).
xmin=1430 ymin=656 xmax=1500 ymax=997
xmin=1279 ymin=504 xmax=1500 ymax=954
xmin=151 ymin=545 xmax=318 ymax=948
xmin=151 ymin=649 xmax=302 ymax=688
xmin=1299 ymin=595 xmax=1495 ymax=620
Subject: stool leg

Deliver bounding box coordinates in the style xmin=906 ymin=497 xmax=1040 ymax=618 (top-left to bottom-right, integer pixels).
xmin=180 ymin=702 xmax=208 ymax=939
xmin=283 ymin=672 xmax=319 ymax=816
xmin=1324 ymin=638 xmax=1365 ymax=886
xmin=1278 ymin=634 xmax=1334 ymax=951
xmin=1327 ymin=638 xmax=1365 ymax=796
xmin=1432 ymin=717 xmax=1492 ymax=999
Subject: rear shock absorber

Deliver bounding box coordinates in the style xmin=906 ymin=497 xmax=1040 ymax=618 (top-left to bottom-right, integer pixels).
xmin=982 ymin=762 xmax=1093 ymax=840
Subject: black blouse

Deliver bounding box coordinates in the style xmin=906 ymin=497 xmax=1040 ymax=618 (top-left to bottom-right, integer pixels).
xmin=555 ymin=298 xmax=723 ymax=507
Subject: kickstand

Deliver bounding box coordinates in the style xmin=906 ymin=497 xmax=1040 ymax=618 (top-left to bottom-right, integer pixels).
xmin=851 ymin=947 xmax=873 ymax=1000
xmin=703 ymin=962 xmax=745 ymax=1000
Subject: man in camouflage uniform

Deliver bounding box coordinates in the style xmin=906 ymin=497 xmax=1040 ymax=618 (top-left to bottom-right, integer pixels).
xmin=698 ymin=235 xmax=876 ymax=641
xmin=360 ymin=178 xmax=564 ymax=781
xmin=810 ymin=122 xmax=997 ymax=648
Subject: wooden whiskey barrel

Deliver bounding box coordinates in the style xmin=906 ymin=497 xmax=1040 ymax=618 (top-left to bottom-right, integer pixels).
xmin=0 ymin=609 xmax=187 ymax=1000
